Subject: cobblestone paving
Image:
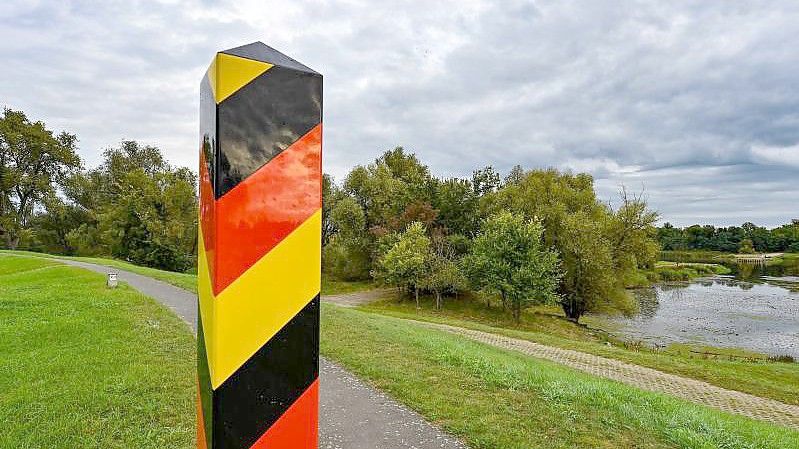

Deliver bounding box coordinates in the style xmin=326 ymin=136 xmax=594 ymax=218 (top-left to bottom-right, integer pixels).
xmin=414 ymin=320 xmax=799 ymax=429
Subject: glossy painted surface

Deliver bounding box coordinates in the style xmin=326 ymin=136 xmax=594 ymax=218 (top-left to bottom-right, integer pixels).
xmin=209 ymin=53 xmax=273 ymax=104
xmin=216 ymin=66 xmax=322 ymax=197
xmin=222 ymin=41 xmax=319 ymax=75
xmin=214 ymin=297 xmax=319 ymax=449
xmin=199 ymin=75 xmax=217 ymax=289
xmin=197 ymin=315 xmax=213 ymax=449
xmin=250 ymin=380 xmax=319 ymax=449
xmin=214 ymin=124 xmax=322 ymax=294
xmin=198 ymin=42 xmax=321 ymax=449
xmin=197 ymin=392 xmax=208 ymax=449
xmin=205 ymin=210 xmax=321 ymax=388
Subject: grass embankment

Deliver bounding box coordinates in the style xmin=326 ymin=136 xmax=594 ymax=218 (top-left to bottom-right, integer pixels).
xmin=652 ymin=261 xmax=731 ymax=281
xmin=362 ymin=295 xmax=799 ymax=405
xmin=321 ymin=273 xmax=375 ymax=295
xmin=1 ymin=250 xmax=198 ymax=292
xmin=660 ymin=250 xmax=735 ymax=264
xmin=0 ymin=250 xmax=376 ymax=296
xmin=624 ymin=260 xmax=729 ymax=287
xmin=0 ymin=255 xmax=194 ymax=448
xmin=322 ymin=304 xmax=799 ymax=448
xmin=3 ymin=253 xmax=797 ymax=447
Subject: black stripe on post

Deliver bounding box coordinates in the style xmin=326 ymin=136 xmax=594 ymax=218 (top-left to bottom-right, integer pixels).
xmin=212 ymin=296 xmax=320 ymax=449
xmin=215 ymin=66 xmax=322 ymax=197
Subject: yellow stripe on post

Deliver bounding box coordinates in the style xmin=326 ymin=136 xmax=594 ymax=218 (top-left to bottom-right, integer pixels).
xmin=210 ymin=209 xmax=321 ymax=389
xmin=199 ymin=42 xmax=321 ymax=448
xmin=207 ymin=53 xmax=274 ymax=104
xmin=197 ymin=228 xmax=216 ymax=382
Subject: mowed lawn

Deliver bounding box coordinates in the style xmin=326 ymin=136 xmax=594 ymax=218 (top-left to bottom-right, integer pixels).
xmin=0 ymin=255 xmax=195 ymax=448
xmin=0 ymin=250 xmax=376 ymax=296
xmin=322 ymin=304 xmax=799 ymax=449
xmin=1 ymin=250 xmax=198 ymax=293
xmin=3 ymin=253 xmax=798 ymax=448
xmin=363 ymin=296 xmax=799 ymax=405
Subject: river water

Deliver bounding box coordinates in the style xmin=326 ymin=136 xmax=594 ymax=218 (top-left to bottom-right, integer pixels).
xmin=591 ymin=261 xmax=799 ymax=358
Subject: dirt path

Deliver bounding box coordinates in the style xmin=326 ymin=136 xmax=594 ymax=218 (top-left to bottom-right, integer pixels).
xmin=56 ymin=260 xmax=466 ymax=449
xmin=321 ymin=288 xmax=393 ymax=307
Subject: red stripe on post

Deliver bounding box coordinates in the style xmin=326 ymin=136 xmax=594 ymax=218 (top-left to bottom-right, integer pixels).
xmin=249 ymin=379 xmax=319 ymax=449
xmin=213 ymin=124 xmax=322 ymax=294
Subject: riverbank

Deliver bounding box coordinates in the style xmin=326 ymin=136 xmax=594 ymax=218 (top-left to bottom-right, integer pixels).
xmin=362 ymin=293 xmax=799 ymax=405
xmin=594 ymin=275 xmax=799 ymax=362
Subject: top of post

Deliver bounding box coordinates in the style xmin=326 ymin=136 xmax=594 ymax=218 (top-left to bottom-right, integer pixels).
xmin=220 ymin=42 xmax=320 ymax=76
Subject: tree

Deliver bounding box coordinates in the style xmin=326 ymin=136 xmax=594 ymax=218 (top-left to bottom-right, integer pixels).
xmin=375 ymin=222 xmax=431 ymax=307
xmin=421 ymin=238 xmax=467 ymax=310
xmin=22 ymin=194 xmax=88 ymax=254
xmin=0 ymin=109 xmax=81 ymax=248
xmin=503 ymin=164 xmax=525 ymax=186
xmin=344 ymin=148 xmax=436 ymax=229
xmin=324 ymin=196 xmax=371 ymax=280
xmin=463 ymin=212 xmax=560 ymax=322
xmin=388 ymin=200 xmax=438 ymax=232
xmin=480 ymin=168 xmax=652 ymax=322
xmin=433 ymin=178 xmax=479 ymax=236
xmin=471 ymin=166 xmax=501 ymax=196
xmin=322 ymin=173 xmax=341 ymax=246
xmin=558 ymin=213 xmax=633 ymax=322
xmin=738 ymin=238 xmax=755 ymax=254
xmin=64 ymin=141 xmax=198 ymax=271
xmin=608 ymin=187 xmax=660 ymax=271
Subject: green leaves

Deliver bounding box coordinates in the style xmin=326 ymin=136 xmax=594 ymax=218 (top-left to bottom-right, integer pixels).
xmin=0 ymin=108 xmax=81 ymax=249
xmin=375 ymin=222 xmax=431 ymax=292
xmin=464 ymin=211 xmax=561 ymax=322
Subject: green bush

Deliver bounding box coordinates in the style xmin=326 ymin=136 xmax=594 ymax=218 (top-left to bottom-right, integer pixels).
xmin=322 ymin=238 xmax=371 ymax=281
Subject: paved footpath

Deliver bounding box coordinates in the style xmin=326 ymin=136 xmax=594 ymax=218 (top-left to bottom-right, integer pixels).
xmin=416 ymin=321 xmax=799 ymax=430
xmin=320 ymin=287 xmax=799 ymax=430
xmin=56 ymin=260 xmax=466 ymax=449
xmin=56 ymin=259 xmax=799 ymax=432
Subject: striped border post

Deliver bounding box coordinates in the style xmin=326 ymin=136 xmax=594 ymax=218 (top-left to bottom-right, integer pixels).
xmin=197 ymin=42 xmax=322 ymax=449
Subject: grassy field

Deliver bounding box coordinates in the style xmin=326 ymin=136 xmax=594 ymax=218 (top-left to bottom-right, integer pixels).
xmin=1 ymin=250 xmax=198 ymax=292
xmin=322 ymin=304 xmax=799 ymax=448
xmin=362 ymin=295 xmax=799 ymax=405
xmin=321 ymin=273 xmax=375 ymax=295
xmin=0 ymin=254 xmax=195 ymax=448
xmin=4 ymin=251 xmax=797 ymax=448
xmin=652 ymin=261 xmax=731 ymax=281
xmin=0 ymin=250 xmax=376 ymax=296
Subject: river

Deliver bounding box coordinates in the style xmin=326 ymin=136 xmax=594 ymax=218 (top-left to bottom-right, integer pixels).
xmin=590 ymin=259 xmax=799 ymax=358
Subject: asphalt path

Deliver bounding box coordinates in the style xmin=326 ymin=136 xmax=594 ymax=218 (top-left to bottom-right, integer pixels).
xmin=56 ymin=259 xmax=467 ymax=449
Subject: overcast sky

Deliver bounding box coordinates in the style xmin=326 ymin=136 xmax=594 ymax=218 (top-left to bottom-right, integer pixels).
xmin=2 ymin=1 xmax=797 ymax=227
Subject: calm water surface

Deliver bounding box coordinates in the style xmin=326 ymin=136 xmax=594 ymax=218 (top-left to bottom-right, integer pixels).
xmin=592 ymin=262 xmax=799 ymax=358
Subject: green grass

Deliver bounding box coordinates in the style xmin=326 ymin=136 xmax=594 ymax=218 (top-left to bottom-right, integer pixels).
xmin=362 ymin=295 xmax=799 ymax=405
xmin=0 ymin=251 xmax=377 ymax=296
xmin=322 ymin=304 xmax=799 ymax=448
xmin=321 ymin=273 xmax=375 ymax=295
xmin=0 ymin=250 xmax=198 ymax=293
xmin=660 ymin=250 xmax=735 ymax=264
xmin=652 ymin=262 xmax=731 ymax=281
xmin=0 ymin=254 xmax=195 ymax=448
xmin=3 ymin=252 xmax=797 ymax=448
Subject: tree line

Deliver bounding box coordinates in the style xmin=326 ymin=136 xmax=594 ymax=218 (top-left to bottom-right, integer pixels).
xmin=0 ymin=109 xmax=197 ymax=272
xmin=2 ymin=108 xmax=662 ymax=323
xmin=324 ymin=148 xmax=660 ymax=322
xmin=657 ymin=221 xmax=799 ymax=254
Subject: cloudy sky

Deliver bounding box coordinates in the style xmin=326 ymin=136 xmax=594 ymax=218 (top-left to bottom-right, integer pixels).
xmin=2 ymin=1 xmax=797 ymax=227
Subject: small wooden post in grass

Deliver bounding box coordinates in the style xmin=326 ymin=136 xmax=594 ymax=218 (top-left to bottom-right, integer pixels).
xmin=197 ymin=42 xmax=322 ymax=449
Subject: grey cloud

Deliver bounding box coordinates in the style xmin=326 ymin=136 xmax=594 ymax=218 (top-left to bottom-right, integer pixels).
xmin=0 ymin=0 xmax=796 ymax=226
